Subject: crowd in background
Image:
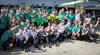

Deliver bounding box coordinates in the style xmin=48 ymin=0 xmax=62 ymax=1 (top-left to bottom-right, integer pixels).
xmin=0 ymin=4 xmax=100 ymax=52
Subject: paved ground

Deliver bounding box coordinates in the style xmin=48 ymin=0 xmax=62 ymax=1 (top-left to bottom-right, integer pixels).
xmin=0 ymin=37 xmax=100 ymax=55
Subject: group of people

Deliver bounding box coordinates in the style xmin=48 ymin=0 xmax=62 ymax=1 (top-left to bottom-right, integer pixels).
xmin=0 ymin=4 xmax=100 ymax=52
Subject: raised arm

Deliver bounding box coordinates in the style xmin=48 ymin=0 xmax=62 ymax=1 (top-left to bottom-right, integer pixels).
xmin=10 ymin=25 xmax=19 ymax=32
xmin=95 ymin=18 xmax=100 ymax=27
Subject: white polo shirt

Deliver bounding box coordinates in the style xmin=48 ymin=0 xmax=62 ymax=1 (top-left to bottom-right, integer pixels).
xmin=23 ymin=30 xmax=30 ymax=37
xmin=30 ymin=30 xmax=39 ymax=37
xmin=75 ymin=13 xmax=81 ymax=23
xmin=16 ymin=33 xmax=24 ymax=41
xmin=57 ymin=24 xmax=66 ymax=33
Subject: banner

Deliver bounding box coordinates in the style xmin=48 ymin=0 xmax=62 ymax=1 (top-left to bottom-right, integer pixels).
xmin=31 ymin=18 xmax=47 ymax=25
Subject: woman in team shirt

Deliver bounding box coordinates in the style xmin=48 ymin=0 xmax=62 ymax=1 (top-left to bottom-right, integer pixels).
xmin=72 ymin=22 xmax=80 ymax=40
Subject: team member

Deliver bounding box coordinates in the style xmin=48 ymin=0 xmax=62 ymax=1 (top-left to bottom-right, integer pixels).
xmin=16 ymin=29 xmax=25 ymax=50
xmin=16 ymin=9 xmax=25 ymax=22
xmin=85 ymin=13 xmax=92 ymax=26
xmin=58 ymin=9 xmax=65 ymax=20
xmin=0 ymin=25 xmax=19 ymax=51
xmin=36 ymin=26 xmax=44 ymax=50
xmin=51 ymin=22 xmax=59 ymax=46
xmin=71 ymin=23 xmax=80 ymax=40
xmin=57 ymin=21 xmax=66 ymax=42
xmin=9 ymin=10 xmax=18 ymax=22
xmin=23 ymin=27 xmax=30 ymax=52
xmin=81 ymin=23 xmax=91 ymax=42
xmin=0 ymin=9 xmax=8 ymax=39
xmin=67 ymin=9 xmax=75 ymax=23
xmin=44 ymin=26 xmax=52 ymax=48
xmin=66 ymin=22 xmax=73 ymax=39
xmin=25 ymin=19 xmax=31 ymax=29
xmin=25 ymin=9 xmax=31 ymax=22
xmin=89 ymin=19 xmax=99 ymax=43
xmin=30 ymin=25 xmax=39 ymax=48
xmin=19 ymin=22 xmax=25 ymax=30
xmin=75 ymin=9 xmax=82 ymax=23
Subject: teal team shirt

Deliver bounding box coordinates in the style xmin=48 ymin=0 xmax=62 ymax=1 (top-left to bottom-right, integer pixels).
xmin=40 ymin=7 xmax=46 ymax=11
xmin=12 ymin=6 xmax=18 ymax=13
xmin=72 ymin=26 xmax=80 ymax=33
xmin=8 ymin=13 xmax=18 ymax=19
xmin=31 ymin=13 xmax=38 ymax=22
xmin=51 ymin=8 xmax=56 ymax=11
xmin=0 ymin=14 xmax=8 ymax=29
xmin=26 ymin=13 xmax=32 ymax=22
xmin=6 ymin=7 xmax=11 ymax=14
xmin=18 ymin=23 xmax=25 ymax=31
xmin=13 ymin=28 xmax=18 ymax=34
xmin=34 ymin=8 xmax=38 ymax=11
xmin=31 ymin=13 xmax=38 ymax=18
xmin=14 ymin=14 xmax=18 ymax=19
xmin=16 ymin=11 xmax=25 ymax=21
xmin=66 ymin=26 xmax=73 ymax=34
xmin=46 ymin=9 xmax=51 ymax=13
xmin=68 ymin=14 xmax=75 ymax=23
xmin=0 ymin=30 xmax=12 ymax=45
xmin=58 ymin=13 xmax=65 ymax=19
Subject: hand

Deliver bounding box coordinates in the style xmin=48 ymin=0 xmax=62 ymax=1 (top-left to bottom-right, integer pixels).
xmin=31 ymin=16 xmax=34 ymax=18
xmin=59 ymin=19 xmax=61 ymax=20
xmin=82 ymin=34 xmax=84 ymax=35
xmin=16 ymin=25 xmax=20 ymax=28
xmin=0 ymin=20 xmax=6 ymax=25
xmin=90 ymin=37 xmax=94 ymax=40
xmin=97 ymin=18 xmax=100 ymax=21
xmin=46 ymin=32 xmax=49 ymax=35
xmin=23 ymin=41 xmax=26 ymax=44
xmin=65 ymin=7 xmax=68 ymax=10
xmin=9 ymin=43 xmax=13 ymax=47
xmin=6 ymin=9 xmax=8 ymax=12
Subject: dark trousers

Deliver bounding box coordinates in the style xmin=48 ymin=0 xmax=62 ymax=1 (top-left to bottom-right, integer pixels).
xmin=82 ymin=34 xmax=90 ymax=41
xmin=16 ymin=39 xmax=24 ymax=49
xmin=52 ymin=34 xmax=59 ymax=44
xmin=16 ymin=38 xmax=29 ymax=49
xmin=67 ymin=34 xmax=72 ymax=39
xmin=28 ymin=36 xmax=34 ymax=45
xmin=0 ymin=28 xmax=6 ymax=40
xmin=34 ymin=37 xmax=43 ymax=48
xmin=2 ymin=40 xmax=10 ymax=50
xmin=58 ymin=32 xmax=66 ymax=42
xmin=44 ymin=35 xmax=53 ymax=45
xmin=43 ymin=37 xmax=48 ymax=44
xmin=1 ymin=36 xmax=13 ymax=50
xmin=0 ymin=25 xmax=9 ymax=40
xmin=90 ymin=34 xmax=99 ymax=43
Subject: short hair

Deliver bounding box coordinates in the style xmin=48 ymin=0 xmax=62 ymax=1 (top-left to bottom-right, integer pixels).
xmin=52 ymin=22 xmax=57 ymax=24
xmin=70 ymin=9 xmax=73 ymax=11
xmin=32 ymin=25 xmax=36 ymax=27
xmin=24 ymin=26 xmax=28 ymax=28
xmin=97 ymin=16 xmax=100 ymax=18
xmin=42 ymin=3 xmax=45 ymax=5
xmin=61 ymin=20 xmax=64 ymax=22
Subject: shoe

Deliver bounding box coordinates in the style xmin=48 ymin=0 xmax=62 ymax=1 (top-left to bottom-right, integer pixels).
xmin=21 ymin=48 xmax=24 ymax=51
xmin=94 ymin=39 xmax=98 ymax=44
xmin=95 ymin=41 xmax=98 ymax=44
xmin=25 ymin=48 xmax=30 ymax=52
xmin=56 ymin=43 xmax=59 ymax=47
xmin=49 ymin=45 xmax=52 ymax=48
xmin=43 ymin=45 xmax=46 ymax=48
xmin=38 ymin=47 xmax=42 ymax=50
xmin=43 ymin=44 xmax=46 ymax=48
xmin=3 ymin=47 xmax=6 ymax=51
